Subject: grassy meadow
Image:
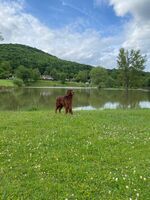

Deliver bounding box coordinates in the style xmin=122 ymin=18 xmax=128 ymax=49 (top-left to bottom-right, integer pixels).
xmin=0 ymin=110 xmax=150 ymax=199
xmin=0 ymin=79 xmax=14 ymax=87
xmin=0 ymin=79 xmax=86 ymax=88
xmin=31 ymin=80 xmax=86 ymax=87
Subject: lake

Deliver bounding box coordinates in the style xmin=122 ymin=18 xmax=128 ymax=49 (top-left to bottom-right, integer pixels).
xmin=0 ymin=87 xmax=150 ymax=111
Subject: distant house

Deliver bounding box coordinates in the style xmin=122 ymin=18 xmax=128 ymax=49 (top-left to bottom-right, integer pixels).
xmin=41 ymin=75 xmax=54 ymax=80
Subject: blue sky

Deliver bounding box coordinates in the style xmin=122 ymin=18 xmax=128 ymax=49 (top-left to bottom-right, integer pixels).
xmin=25 ymin=0 xmax=124 ymax=36
xmin=0 ymin=0 xmax=150 ymax=70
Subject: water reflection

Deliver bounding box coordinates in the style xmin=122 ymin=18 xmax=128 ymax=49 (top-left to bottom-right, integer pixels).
xmin=0 ymin=87 xmax=150 ymax=111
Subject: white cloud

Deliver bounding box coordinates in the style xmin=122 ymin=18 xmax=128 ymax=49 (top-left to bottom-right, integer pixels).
xmin=109 ymin=0 xmax=150 ymax=71
xmin=0 ymin=0 xmax=121 ymax=68
xmin=109 ymin=0 xmax=150 ymax=20
xmin=0 ymin=0 xmax=150 ymax=71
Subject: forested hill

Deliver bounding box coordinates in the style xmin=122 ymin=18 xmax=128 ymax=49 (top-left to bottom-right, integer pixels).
xmin=0 ymin=43 xmax=92 ymax=77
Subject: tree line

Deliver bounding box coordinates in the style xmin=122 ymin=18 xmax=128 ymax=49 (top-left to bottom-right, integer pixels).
xmin=0 ymin=44 xmax=149 ymax=88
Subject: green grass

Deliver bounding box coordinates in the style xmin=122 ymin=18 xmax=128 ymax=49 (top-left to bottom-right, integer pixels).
xmin=0 ymin=79 xmax=14 ymax=87
xmin=0 ymin=79 xmax=87 ymax=88
xmin=0 ymin=110 xmax=149 ymax=199
xmin=30 ymin=80 xmax=87 ymax=87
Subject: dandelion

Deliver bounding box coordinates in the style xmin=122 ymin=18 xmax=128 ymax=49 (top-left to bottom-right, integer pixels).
xmin=136 ymin=193 xmax=139 ymax=197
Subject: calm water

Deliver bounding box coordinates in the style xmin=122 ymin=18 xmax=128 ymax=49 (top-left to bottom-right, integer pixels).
xmin=0 ymin=87 xmax=150 ymax=111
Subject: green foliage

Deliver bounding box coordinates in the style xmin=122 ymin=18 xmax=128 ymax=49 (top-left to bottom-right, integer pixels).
xmin=76 ymin=70 xmax=89 ymax=83
xmin=13 ymin=78 xmax=24 ymax=87
xmin=59 ymin=72 xmax=67 ymax=84
xmin=0 ymin=110 xmax=149 ymax=199
xmin=50 ymin=69 xmax=59 ymax=80
xmin=32 ymin=68 xmax=40 ymax=82
xmin=0 ymin=61 xmax=12 ymax=79
xmin=117 ymin=48 xmax=146 ymax=89
xmin=105 ymin=76 xmax=117 ymax=88
xmin=16 ymin=65 xmax=32 ymax=85
xmin=0 ymin=44 xmax=92 ymax=79
xmin=15 ymin=65 xmax=40 ymax=85
xmin=143 ymin=76 xmax=150 ymax=88
xmin=31 ymin=80 xmax=86 ymax=87
xmin=0 ymin=44 xmax=149 ymax=88
xmin=90 ymin=67 xmax=108 ymax=87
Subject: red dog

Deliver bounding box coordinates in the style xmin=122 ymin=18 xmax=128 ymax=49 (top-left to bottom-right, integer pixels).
xmin=55 ymin=90 xmax=74 ymax=114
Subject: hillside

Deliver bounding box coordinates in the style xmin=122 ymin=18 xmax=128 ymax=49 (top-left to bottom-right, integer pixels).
xmin=0 ymin=43 xmax=149 ymax=88
xmin=0 ymin=43 xmax=92 ymax=77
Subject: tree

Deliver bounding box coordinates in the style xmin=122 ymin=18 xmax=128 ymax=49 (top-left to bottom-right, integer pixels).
xmin=90 ymin=67 xmax=108 ymax=88
xmin=59 ymin=72 xmax=67 ymax=84
xmin=15 ymin=65 xmax=40 ymax=84
xmin=32 ymin=68 xmax=40 ymax=82
xmin=16 ymin=65 xmax=32 ymax=84
xmin=0 ymin=61 xmax=12 ymax=79
xmin=117 ymin=48 xmax=146 ymax=89
xmin=50 ymin=69 xmax=59 ymax=80
xmin=76 ymin=70 xmax=89 ymax=83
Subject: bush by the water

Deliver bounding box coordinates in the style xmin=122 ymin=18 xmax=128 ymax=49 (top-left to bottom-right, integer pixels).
xmin=13 ymin=78 xmax=24 ymax=87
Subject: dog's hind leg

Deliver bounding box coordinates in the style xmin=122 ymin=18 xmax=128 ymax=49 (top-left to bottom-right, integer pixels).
xmin=59 ymin=105 xmax=63 ymax=113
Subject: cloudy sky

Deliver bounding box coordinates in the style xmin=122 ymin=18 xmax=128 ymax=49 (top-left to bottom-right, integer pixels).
xmin=0 ymin=0 xmax=150 ymax=71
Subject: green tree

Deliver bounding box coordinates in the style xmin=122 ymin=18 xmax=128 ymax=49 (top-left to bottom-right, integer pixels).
xmin=59 ymin=72 xmax=67 ymax=84
xmin=0 ymin=61 xmax=12 ymax=79
xmin=13 ymin=78 xmax=24 ymax=87
xmin=50 ymin=69 xmax=59 ymax=80
xmin=16 ymin=66 xmax=40 ymax=84
xmin=76 ymin=70 xmax=89 ymax=83
xmin=90 ymin=67 xmax=108 ymax=88
xmin=32 ymin=68 xmax=40 ymax=81
xmin=117 ymin=48 xmax=146 ymax=89
xmin=16 ymin=65 xmax=33 ymax=85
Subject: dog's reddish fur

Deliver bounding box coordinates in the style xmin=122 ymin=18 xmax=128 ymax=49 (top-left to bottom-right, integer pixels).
xmin=55 ymin=90 xmax=74 ymax=114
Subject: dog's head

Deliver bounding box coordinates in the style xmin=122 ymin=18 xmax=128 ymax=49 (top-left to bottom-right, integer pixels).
xmin=66 ymin=89 xmax=74 ymax=96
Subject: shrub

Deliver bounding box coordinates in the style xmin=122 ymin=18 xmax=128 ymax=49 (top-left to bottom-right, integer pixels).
xmin=13 ymin=78 xmax=24 ymax=87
